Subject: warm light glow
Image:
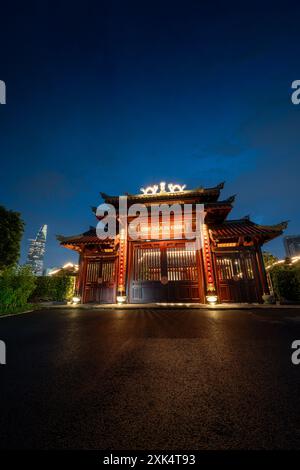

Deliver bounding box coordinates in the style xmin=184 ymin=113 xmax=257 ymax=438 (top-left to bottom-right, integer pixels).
xmin=63 ymin=262 xmax=73 ymax=268
xmin=156 ymin=302 xmax=192 ymax=307
xmin=206 ymin=295 xmax=218 ymax=304
xmin=217 ymin=242 xmax=237 ymax=248
xmin=48 ymin=262 xmax=79 ymax=276
xmin=117 ymin=295 xmax=126 ymax=304
xmin=202 ymin=224 xmax=215 ymax=287
xmin=140 ymin=182 xmax=186 ymax=195
xmin=48 ymin=268 xmax=60 ymax=276
xmin=72 ymin=296 xmax=81 ymax=304
xmin=266 ymin=255 xmax=300 ymax=270
xmin=62 ymin=262 xmax=79 ymax=270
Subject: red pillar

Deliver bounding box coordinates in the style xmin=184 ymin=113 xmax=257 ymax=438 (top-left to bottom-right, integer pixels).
xmin=202 ymin=224 xmax=217 ymax=302
xmin=79 ymin=253 xmax=88 ymax=303
xmin=256 ymin=247 xmax=270 ymax=296
xmin=117 ymin=221 xmax=128 ymax=302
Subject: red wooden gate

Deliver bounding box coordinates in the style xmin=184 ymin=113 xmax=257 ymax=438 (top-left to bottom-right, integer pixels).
xmin=129 ymin=242 xmax=202 ymax=303
xmin=84 ymin=258 xmax=116 ymax=303
xmin=214 ymin=250 xmax=261 ymax=303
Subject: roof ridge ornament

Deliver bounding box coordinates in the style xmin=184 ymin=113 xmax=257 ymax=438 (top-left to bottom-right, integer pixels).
xmin=140 ymin=182 xmax=186 ymax=195
xmin=225 ymin=194 xmax=236 ymax=204
xmin=100 ymin=192 xmax=110 ymax=200
xmin=272 ymin=221 xmax=289 ymax=230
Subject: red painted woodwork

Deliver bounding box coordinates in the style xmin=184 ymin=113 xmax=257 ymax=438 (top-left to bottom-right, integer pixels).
xmin=128 ymin=241 xmax=204 ymax=303
xmin=213 ymin=250 xmax=261 ymax=303
xmin=83 ymin=258 xmax=116 ymax=303
xmin=58 ymin=182 xmax=287 ymax=304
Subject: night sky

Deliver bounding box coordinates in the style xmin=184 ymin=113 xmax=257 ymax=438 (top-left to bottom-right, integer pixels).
xmin=0 ymin=1 xmax=299 ymax=269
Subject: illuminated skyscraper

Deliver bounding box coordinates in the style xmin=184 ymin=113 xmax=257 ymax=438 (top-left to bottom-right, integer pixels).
xmin=27 ymin=225 xmax=47 ymax=276
xmin=284 ymin=235 xmax=300 ymax=258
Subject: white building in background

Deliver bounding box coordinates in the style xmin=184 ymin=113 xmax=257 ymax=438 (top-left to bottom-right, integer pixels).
xmin=27 ymin=225 xmax=47 ymax=276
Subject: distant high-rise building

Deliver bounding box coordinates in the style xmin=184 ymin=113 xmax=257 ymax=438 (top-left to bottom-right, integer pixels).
xmin=27 ymin=225 xmax=47 ymax=276
xmin=284 ymin=235 xmax=300 ymax=258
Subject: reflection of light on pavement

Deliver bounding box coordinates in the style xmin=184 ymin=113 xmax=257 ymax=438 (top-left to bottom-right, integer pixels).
xmin=155 ymin=302 xmax=192 ymax=307
xmin=114 ymin=311 xmax=127 ymax=320
xmin=208 ymin=309 xmax=220 ymax=319
xmin=69 ymin=310 xmax=81 ymax=318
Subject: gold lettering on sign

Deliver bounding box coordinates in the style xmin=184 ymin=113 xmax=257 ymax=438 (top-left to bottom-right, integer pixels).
xmin=140 ymin=182 xmax=186 ymax=195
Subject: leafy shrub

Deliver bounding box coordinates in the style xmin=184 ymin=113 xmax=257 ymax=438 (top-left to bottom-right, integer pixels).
xmin=52 ymin=276 xmax=75 ymax=301
xmin=270 ymin=263 xmax=300 ymax=302
xmin=30 ymin=276 xmax=56 ymax=301
xmin=0 ymin=265 xmax=36 ymax=313
xmin=31 ymin=275 xmax=75 ymax=302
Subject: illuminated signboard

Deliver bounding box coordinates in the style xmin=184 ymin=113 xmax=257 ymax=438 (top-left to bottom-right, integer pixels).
xmin=140 ymin=182 xmax=186 ymax=195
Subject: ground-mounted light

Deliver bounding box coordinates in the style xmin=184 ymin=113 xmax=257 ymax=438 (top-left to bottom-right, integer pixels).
xmin=206 ymin=295 xmax=218 ymax=305
xmin=117 ymin=295 xmax=126 ymax=305
xmin=72 ymin=296 xmax=81 ymax=304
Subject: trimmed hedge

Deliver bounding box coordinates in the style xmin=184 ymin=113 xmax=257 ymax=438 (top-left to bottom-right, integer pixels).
xmin=31 ymin=275 xmax=75 ymax=302
xmin=269 ymin=263 xmax=300 ymax=303
xmin=0 ymin=265 xmax=36 ymax=313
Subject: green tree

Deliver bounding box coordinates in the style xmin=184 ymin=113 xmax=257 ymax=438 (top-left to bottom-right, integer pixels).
xmin=0 ymin=205 xmax=24 ymax=269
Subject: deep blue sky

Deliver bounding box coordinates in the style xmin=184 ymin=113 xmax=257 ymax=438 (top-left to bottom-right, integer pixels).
xmin=0 ymin=1 xmax=299 ymax=268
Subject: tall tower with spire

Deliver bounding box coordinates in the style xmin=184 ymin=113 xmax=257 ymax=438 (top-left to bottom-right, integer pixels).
xmin=27 ymin=225 xmax=47 ymax=276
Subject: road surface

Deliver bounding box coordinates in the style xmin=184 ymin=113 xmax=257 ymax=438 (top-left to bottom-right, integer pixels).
xmin=1 ymin=307 xmax=300 ymax=449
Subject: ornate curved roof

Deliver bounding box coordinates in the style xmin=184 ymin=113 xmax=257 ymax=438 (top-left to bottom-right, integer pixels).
xmin=57 ymin=227 xmax=115 ymax=251
xmin=209 ymin=219 xmax=288 ymax=244
xmin=100 ymin=182 xmax=225 ymax=205
xmin=57 ymin=219 xmax=287 ymax=250
xmin=58 ymin=183 xmax=287 ymax=250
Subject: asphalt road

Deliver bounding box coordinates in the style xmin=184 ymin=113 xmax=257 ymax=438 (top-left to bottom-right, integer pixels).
xmin=1 ymin=307 xmax=300 ymax=449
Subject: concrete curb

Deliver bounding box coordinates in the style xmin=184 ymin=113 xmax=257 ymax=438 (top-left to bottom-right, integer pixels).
xmin=0 ymin=309 xmax=35 ymax=319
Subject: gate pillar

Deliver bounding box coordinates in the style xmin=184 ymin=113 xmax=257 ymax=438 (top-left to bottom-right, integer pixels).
xmin=202 ymin=224 xmax=218 ymax=304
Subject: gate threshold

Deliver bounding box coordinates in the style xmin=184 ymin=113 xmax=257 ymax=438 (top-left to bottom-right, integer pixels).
xmin=44 ymin=302 xmax=300 ymax=310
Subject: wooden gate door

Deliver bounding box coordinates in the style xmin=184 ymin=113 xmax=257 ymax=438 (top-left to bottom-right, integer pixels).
xmin=130 ymin=244 xmax=163 ymax=302
xmin=165 ymin=245 xmax=201 ymax=302
xmin=214 ymin=251 xmax=260 ymax=303
xmin=129 ymin=242 xmax=202 ymax=303
xmin=84 ymin=258 xmax=116 ymax=303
